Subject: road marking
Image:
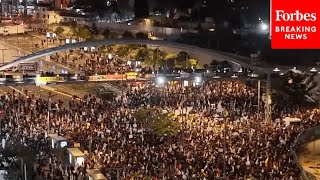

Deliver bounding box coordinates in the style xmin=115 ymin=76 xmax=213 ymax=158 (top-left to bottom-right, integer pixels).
xmin=8 ymin=86 xmax=26 ymax=96
xmin=40 ymin=86 xmax=72 ymax=98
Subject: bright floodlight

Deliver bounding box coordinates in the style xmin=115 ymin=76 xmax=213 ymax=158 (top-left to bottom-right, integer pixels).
xmin=310 ymin=67 xmax=318 ymax=72
xmin=156 ymin=77 xmax=165 ymax=84
xmin=260 ymin=23 xmax=268 ymax=31
xmin=273 ymin=67 xmax=280 ymax=72
xmin=194 ymin=77 xmax=202 ymax=83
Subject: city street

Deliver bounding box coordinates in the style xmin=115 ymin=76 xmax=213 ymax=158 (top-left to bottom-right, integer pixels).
xmin=0 ymin=85 xmax=77 ymax=108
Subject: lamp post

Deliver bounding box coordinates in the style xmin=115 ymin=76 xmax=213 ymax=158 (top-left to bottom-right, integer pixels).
xmin=223 ymin=112 xmax=227 ymax=179
xmin=0 ymin=49 xmax=7 ymax=75
xmin=47 ymin=92 xmax=53 ymax=133
xmin=257 ymin=80 xmax=261 ymax=118
xmin=0 ymin=49 xmax=7 ymax=65
xmin=265 ymin=70 xmax=274 ymax=122
xmin=16 ymin=24 xmax=19 ymax=46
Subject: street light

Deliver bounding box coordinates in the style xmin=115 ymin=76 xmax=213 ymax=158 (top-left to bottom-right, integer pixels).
xmin=231 ymin=74 xmax=238 ymax=78
xmin=273 ymin=67 xmax=281 ymax=72
xmin=194 ymin=76 xmax=202 ymax=83
xmin=0 ymin=49 xmax=7 ymax=75
xmin=310 ymin=67 xmax=318 ymax=72
xmin=156 ymin=76 xmax=165 ymax=85
xmin=260 ymin=22 xmax=268 ymax=31
xmin=0 ymin=49 xmax=7 ymax=65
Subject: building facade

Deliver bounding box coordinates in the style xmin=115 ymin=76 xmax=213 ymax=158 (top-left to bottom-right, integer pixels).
xmin=34 ymin=4 xmax=91 ymax=25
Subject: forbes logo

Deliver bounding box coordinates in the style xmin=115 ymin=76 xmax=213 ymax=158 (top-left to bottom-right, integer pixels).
xmin=275 ymin=10 xmax=317 ymax=21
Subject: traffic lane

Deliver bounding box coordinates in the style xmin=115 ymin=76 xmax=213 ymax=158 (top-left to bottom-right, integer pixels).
xmin=23 ymin=86 xmax=73 ymax=107
xmin=0 ymin=86 xmax=15 ymax=95
xmin=25 ymin=86 xmax=71 ymax=108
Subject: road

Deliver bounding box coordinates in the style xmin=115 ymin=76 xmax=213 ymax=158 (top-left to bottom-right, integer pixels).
xmin=0 ymin=85 xmax=75 ymax=108
xmin=0 ymin=34 xmax=78 ymax=74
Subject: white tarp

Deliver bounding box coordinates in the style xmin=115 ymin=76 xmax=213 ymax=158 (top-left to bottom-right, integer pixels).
xmin=283 ymin=117 xmax=301 ymax=127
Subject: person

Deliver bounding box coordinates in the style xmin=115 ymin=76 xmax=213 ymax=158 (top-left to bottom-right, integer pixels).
xmin=0 ymin=80 xmax=318 ymax=179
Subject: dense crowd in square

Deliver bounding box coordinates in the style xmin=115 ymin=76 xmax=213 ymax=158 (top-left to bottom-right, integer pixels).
xmin=0 ymin=80 xmax=318 ymax=180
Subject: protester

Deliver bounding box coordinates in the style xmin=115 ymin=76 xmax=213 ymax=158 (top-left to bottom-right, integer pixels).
xmin=50 ymin=51 xmax=139 ymax=75
xmin=0 ymin=80 xmax=318 ymax=179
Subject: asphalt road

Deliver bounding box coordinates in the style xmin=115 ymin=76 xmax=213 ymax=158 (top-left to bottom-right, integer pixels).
xmin=0 ymin=85 xmax=75 ymax=108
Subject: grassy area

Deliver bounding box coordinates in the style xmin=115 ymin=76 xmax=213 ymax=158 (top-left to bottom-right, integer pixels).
xmin=67 ymin=83 xmax=102 ymax=95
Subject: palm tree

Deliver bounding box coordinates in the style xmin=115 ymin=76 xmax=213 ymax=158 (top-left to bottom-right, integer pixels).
xmin=133 ymin=109 xmax=180 ymax=136
xmin=133 ymin=108 xmax=154 ymax=127
xmin=151 ymin=113 xmax=180 ymax=136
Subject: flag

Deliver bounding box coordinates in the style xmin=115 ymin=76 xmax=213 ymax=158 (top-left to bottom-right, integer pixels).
xmin=264 ymin=157 xmax=269 ymax=167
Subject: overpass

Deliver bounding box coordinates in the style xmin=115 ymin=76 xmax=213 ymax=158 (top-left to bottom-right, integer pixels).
xmin=0 ymin=39 xmax=272 ymax=73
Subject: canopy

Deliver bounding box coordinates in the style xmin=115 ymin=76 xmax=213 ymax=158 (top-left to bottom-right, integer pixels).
xmin=87 ymin=169 xmax=107 ymax=180
xmin=67 ymin=148 xmax=85 ymax=157
xmin=283 ymin=117 xmax=301 ymax=127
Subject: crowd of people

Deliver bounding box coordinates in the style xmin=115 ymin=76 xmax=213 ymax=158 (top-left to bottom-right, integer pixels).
xmin=50 ymin=51 xmax=141 ymax=75
xmin=0 ymin=80 xmax=319 ymax=180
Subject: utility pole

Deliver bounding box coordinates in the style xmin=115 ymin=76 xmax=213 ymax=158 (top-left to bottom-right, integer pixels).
xmin=18 ymin=91 xmax=21 ymax=119
xmin=222 ymin=110 xmax=229 ymax=180
xmin=265 ymin=73 xmax=272 ymax=121
xmin=257 ymin=80 xmax=261 ymax=118
xmin=20 ymin=158 xmax=23 ymax=177
xmin=23 ymin=164 xmax=27 ymax=180
xmin=223 ymin=115 xmax=226 ymax=179
xmin=0 ymin=49 xmax=7 ymax=66
xmin=31 ymin=36 xmax=33 ymax=53
xmin=47 ymin=92 xmax=52 ymax=133
xmin=89 ymin=135 xmax=92 ymax=156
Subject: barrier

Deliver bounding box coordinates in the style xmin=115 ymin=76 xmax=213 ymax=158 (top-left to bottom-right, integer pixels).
xmin=126 ymin=72 xmax=138 ymax=80
xmin=88 ymin=74 xmax=126 ymax=82
xmin=36 ymin=76 xmax=65 ymax=85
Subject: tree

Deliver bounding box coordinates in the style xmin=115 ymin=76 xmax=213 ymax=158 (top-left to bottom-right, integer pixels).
xmin=3 ymin=140 xmax=39 ymax=180
xmin=133 ymin=109 xmax=180 ymax=137
xmin=54 ymin=26 xmax=64 ymax=36
xmin=163 ymin=53 xmax=178 ymax=68
xmin=102 ymin=29 xmax=110 ymax=39
xmin=70 ymin=25 xmax=78 ymax=37
xmin=91 ymin=23 xmax=99 ymax=35
xmin=133 ymin=108 xmax=154 ymax=125
xmin=136 ymin=48 xmax=153 ymax=64
xmin=122 ymin=31 xmax=134 ymax=38
xmin=77 ymin=26 xmax=93 ymax=40
xmin=116 ymin=46 xmax=130 ymax=57
xmin=151 ymin=113 xmax=180 ymax=137
xmin=136 ymin=32 xmax=148 ymax=39
xmin=177 ymin=51 xmax=189 ymax=67
xmin=134 ymin=0 xmax=149 ymax=18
